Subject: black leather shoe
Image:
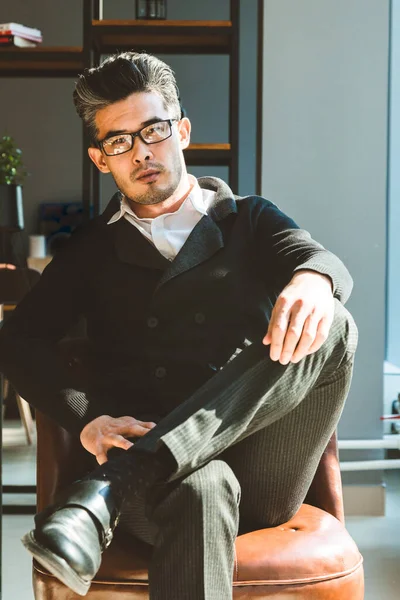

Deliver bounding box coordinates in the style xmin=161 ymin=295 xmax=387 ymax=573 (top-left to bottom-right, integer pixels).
xmin=21 ymin=480 xmax=121 ymax=596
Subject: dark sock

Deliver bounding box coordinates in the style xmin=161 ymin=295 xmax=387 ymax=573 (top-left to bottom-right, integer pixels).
xmin=85 ymin=442 xmax=177 ymax=501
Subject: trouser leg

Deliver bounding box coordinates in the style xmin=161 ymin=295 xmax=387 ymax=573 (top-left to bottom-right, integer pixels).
xmin=106 ymin=301 xmax=356 ymax=599
xmin=118 ymin=461 xmax=240 ymax=600
xmin=222 ymin=356 xmax=354 ymax=531
xmin=147 ymin=460 xmax=240 ymax=600
xmin=123 ymin=299 xmax=357 ymax=483
xmin=119 ymin=351 xmax=354 ymax=536
xmin=116 ymin=358 xmax=352 ymax=599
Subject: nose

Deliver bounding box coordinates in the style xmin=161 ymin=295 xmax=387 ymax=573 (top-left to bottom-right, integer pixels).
xmin=131 ymin=137 xmax=154 ymax=164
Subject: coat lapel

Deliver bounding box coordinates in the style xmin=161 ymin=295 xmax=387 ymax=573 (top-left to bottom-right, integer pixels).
xmin=103 ymin=177 xmax=238 ymax=279
xmin=113 ymin=218 xmax=170 ymax=270
xmin=155 ymin=215 xmax=224 ymax=291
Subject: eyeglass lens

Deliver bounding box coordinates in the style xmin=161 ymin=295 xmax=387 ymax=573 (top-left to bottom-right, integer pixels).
xmin=102 ymin=120 xmax=172 ymax=156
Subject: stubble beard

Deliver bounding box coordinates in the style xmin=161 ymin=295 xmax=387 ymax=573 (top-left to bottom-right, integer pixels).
xmin=117 ymin=159 xmax=183 ymax=207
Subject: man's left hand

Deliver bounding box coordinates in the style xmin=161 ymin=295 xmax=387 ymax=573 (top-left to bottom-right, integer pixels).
xmin=263 ymin=270 xmax=334 ymax=364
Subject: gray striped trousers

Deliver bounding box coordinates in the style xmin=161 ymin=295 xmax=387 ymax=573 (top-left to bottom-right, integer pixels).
xmin=110 ymin=299 xmax=358 ymax=600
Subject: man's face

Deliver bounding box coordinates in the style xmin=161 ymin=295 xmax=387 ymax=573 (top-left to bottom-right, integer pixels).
xmin=88 ymin=91 xmax=191 ymax=206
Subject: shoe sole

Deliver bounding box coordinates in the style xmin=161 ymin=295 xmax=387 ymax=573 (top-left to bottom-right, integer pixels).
xmin=21 ymin=530 xmax=91 ymax=596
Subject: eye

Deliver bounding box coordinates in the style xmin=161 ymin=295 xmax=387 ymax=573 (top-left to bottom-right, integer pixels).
xmin=144 ymin=125 xmax=161 ymax=137
xmin=109 ymin=136 xmax=129 ymax=146
xmin=144 ymin=122 xmax=168 ymax=137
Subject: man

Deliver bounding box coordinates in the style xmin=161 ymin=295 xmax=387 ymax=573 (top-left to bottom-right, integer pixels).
xmin=0 ymin=52 xmax=358 ymax=599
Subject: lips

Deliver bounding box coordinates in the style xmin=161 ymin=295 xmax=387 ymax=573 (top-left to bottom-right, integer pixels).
xmin=136 ymin=169 xmax=160 ymax=182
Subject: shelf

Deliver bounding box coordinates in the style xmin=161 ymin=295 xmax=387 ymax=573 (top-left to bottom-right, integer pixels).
xmin=0 ymin=47 xmax=84 ymax=77
xmin=184 ymin=143 xmax=231 ymax=166
xmin=92 ymin=20 xmax=232 ymax=54
xmin=0 ymin=21 xmax=233 ymax=76
xmin=0 ymin=1 xmax=240 ymax=214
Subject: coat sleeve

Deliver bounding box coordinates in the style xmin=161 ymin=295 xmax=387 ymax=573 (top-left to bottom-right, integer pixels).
xmin=252 ymin=198 xmax=353 ymax=303
xmin=0 ymin=229 xmax=108 ymax=436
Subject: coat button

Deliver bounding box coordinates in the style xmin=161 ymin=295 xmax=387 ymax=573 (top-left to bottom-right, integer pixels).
xmin=147 ymin=316 xmax=159 ymax=328
xmin=194 ymin=312 xmax=206 ymax=324
xmin=155 ymin=366 xmax=167 ymax=379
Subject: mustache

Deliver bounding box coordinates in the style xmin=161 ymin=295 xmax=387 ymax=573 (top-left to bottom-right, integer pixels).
xmin=131 ymin=163 xmax=165 ymax=180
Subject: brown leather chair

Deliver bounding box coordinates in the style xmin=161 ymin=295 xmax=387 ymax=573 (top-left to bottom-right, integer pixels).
xmin=32 ymin=342 xmax=364 ymax=599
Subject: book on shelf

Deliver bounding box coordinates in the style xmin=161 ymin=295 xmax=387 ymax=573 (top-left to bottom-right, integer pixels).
xmin=0 ymin=30 xmax=42 ymax=42
xmin=0 ymin=35 xmax=39 ymax=48
xmin=0 ymin=22 xmax=42 ymax=38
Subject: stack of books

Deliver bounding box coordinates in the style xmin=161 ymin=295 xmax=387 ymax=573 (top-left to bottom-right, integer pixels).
xmin=0 ymin=22 xmax=42 ymax=48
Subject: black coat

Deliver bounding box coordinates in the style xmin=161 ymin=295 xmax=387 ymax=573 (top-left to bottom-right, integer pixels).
xmin=0 ymin=177 xmax=353 ymax=435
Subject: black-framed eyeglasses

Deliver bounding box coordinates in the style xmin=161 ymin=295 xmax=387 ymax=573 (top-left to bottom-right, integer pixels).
xmin=99 ymin=119 xmax=178 ymax=156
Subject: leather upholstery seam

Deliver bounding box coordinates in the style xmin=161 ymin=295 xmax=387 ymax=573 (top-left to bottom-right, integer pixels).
xmin=33 ymin=565 xmax=149 ymax=586
xmin=232 ymin=556 xmax=363 ymax=586
xmin=33 ymin=557 xmax=363 ymax=587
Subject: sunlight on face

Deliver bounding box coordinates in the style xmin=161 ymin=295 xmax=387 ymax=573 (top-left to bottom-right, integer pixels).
xmin=93 ymin=92 xmax=187 ymax=206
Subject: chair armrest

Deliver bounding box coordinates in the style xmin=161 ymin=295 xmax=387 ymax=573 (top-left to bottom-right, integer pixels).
xmin=35 ymin=338 xmax=100 ymax=509
xmin=304 ymin=432 xmax=344 ymax=523
xmin=35 ymin=410 xmax=95 ymax=511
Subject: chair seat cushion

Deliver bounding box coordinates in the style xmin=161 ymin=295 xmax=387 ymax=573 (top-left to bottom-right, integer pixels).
xmin=234 ymin=504 xmax=363 ymax=586
xmin=57 ymin=503 xmax=359 ymax=586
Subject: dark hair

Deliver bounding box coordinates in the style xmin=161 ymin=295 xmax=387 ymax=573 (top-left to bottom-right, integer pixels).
xmin=73 ymin=52 xmax=182 ymax=144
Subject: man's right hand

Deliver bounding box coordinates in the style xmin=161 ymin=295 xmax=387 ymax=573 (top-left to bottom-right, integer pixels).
xmin=80 ymin=415 xmax=157 ymax=465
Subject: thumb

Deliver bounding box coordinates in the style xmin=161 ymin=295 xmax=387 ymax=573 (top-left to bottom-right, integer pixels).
xmin=96 ymin=452 xmax=108 ymax=465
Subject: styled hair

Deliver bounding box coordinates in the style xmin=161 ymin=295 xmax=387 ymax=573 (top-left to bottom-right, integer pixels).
xmin=73 ymin=52 xmax=182 ymax=144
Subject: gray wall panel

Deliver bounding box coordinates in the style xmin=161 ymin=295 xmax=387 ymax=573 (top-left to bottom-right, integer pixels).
xmin=260 ymin=1 xmax=389 ymax=459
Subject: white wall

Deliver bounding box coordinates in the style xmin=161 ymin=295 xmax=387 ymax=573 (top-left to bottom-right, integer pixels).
xmin=260 ymin=0 xmax=389 ymax=463
xmin=387 ymin=0 xmax=400 ymax=368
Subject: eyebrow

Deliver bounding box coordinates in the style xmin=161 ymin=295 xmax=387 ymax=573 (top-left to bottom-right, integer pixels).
xmin=101 ymin=117 xmax=166 ymax=142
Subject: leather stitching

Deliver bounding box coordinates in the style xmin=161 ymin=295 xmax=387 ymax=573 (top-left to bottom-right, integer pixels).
xmin=232 ymin=556 xmax=363 ymax=586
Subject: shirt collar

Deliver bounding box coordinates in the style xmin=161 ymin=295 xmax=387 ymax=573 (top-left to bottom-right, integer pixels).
xmin=107 ymin=174 xmax=208 ymax=225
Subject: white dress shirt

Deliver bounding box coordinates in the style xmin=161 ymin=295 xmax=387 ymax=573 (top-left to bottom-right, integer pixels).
xmin=107 ymin=175 xmax=216 ymax=261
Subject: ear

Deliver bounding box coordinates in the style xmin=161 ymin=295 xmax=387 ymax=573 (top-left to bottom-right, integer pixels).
xmin=177 ymin=117 xmax=191 ymax=150
xmin=88 ymin=147 xmax=111 ymax=174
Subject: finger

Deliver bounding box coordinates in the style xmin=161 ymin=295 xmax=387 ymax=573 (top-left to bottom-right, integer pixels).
xmin=135 ymin=420 xmax=157 ymax=430
xmin=307 ymin=314 xmax=332 ymax=354
xmin=129 ymin=424 xmax=155 ymax=437
xmin=264 ymin=301 xmax=285 ymax=347
xmin=110 ymin=418 xmax=155 ymax=438
xmin=262 ymin=330 xmax=271 ymax=345
xmin=114 ymin=417 xmax=156 ymax=432
xmin=96 ymin=452 xmax=108 ymax=465
xmin=263 ymin=320 xmax=273 ymax=345
xmin=278 ymin=303 xmax=310 ymax=364
xmin=114 ymin=423 xmax=155 ymax=438
xmin=101 ymin=433 xmax=133 ymax=455
xmin=268 ymin=299 xmax=292 ymax=361
xmin=108 ymin=433 xmax=133 ymax=450
xmin=291 ymin=312 xmax=320 ymax=363
xmin=96 ymin=433 xmax=135 ymax=464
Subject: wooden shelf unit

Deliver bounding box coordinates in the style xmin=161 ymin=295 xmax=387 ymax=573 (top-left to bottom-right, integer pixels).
xmin=0 ymin=47 xmax=84 ymax=77
xmin=91 ymin=20 xmax=232 ymax=54
xmin=83 ymin=1 xmax=239 ymax=218
xmin=184 ymin=144 xmax=232 ymax=166
xmin=0 ymin=1 xmax=240 ymax=221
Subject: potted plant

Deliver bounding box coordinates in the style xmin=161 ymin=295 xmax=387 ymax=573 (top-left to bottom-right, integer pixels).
xmin=0 ymin=135 xmax=26 ymax=231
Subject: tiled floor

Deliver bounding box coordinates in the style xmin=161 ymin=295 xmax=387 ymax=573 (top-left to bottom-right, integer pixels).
xmin=2 ymin=423 xmax=36 ymax=600
xmin=346 ymin=470 xmax=400 ymax=599
xmin=2 ymin=423 xmax=400 ymax=600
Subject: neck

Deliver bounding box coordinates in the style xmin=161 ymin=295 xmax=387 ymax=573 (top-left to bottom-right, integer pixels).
xmin=129 ymin=173 xmax=193 ymax=219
